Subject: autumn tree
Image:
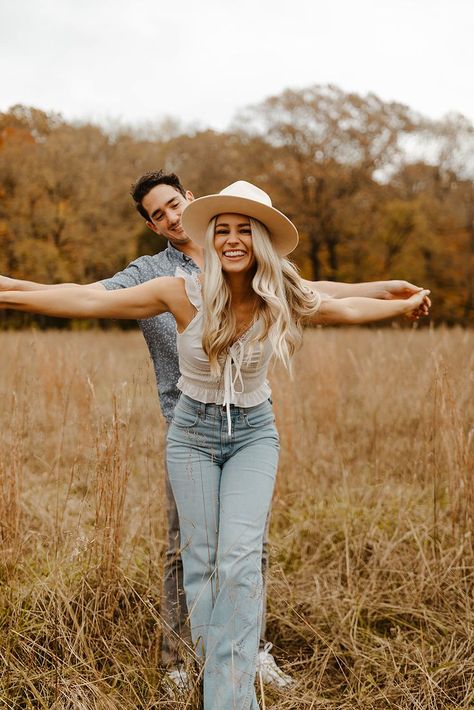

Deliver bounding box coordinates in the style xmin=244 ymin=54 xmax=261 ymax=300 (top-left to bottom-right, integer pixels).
xmin=234 ymin=85 xmax=425 ymax=281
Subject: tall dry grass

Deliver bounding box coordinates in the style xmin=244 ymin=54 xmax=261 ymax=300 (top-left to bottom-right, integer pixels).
xmin=0 ymin=328 xmax=472 ymax=709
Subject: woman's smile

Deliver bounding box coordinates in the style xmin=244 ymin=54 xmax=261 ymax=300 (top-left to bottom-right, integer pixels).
xmin=214 ymin=213 xmax=255 ymax=271
xmin=223 ymin=248 xmax=247 ymax=259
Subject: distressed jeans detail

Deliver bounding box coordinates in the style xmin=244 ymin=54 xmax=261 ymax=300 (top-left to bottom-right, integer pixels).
xmin=167 ymin=395 xmax=279 ymax=710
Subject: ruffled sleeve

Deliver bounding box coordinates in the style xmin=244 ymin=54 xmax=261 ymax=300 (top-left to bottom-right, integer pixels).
xmin=175 ymin=266 xmax=202 ymax=310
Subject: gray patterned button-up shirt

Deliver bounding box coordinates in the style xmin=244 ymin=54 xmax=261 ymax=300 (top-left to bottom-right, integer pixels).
xmin=101 ymin=243 xmax=201 ymax=422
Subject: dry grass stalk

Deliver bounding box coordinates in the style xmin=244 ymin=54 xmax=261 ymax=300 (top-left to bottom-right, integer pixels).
xmin=93 ymin=395 xmax=132 ymax=580
xmin=0 ymin=391 xmax=27 ymax=571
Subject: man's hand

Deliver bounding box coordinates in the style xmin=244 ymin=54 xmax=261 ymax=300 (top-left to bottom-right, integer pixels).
xmin=381 ymin=280 xmax=424 ymax=300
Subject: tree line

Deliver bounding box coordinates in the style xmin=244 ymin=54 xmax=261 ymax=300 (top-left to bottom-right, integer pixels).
xmin=0 ymin=85 xmax=473 ymax=327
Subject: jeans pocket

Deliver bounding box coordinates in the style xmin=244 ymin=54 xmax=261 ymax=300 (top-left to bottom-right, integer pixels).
xmin=243 ymin=403 xmax=275 ymax=430
xmin=171 ymin=404 xmax=200 ymax=429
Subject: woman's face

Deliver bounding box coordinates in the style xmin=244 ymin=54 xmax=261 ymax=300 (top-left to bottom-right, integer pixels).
xmin=213 ymin=213 xmax=255 ymax=274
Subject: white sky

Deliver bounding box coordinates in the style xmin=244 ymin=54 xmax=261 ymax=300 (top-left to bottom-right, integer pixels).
xmin=1 ymin=0 xmax=473 ymax=132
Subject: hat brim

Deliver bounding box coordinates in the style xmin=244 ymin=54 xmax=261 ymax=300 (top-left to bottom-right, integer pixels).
xmin=181 ymin=194 xmax=299 ymax=256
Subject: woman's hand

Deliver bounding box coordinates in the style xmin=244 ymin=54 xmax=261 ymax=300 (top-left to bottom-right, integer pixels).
xmin=403 ymin=289 xmax=431 ymax=321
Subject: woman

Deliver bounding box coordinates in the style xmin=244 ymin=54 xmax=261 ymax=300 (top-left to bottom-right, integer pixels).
xmin=0 ymin=181 xmax=430 ymax=709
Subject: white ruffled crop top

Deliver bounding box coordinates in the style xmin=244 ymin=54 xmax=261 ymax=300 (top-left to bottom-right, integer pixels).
xmin=175 ymin=269 xmax=273 ymax=434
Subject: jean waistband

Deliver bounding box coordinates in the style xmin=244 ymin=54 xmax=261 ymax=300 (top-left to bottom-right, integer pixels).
xmin=178 ymin=394 xmax=271 ymax=418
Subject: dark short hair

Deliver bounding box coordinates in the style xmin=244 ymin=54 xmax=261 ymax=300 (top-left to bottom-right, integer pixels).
xmin=131 ymin=170 xmax=186 ymax=221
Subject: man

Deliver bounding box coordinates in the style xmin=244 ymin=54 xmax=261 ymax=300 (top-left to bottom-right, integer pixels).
xmin=0 ymin=170 xmax=427 ymax=691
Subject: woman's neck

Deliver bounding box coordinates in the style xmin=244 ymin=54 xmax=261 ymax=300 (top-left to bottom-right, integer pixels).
xmin=226 ymin=271 xmax=255 ymax=306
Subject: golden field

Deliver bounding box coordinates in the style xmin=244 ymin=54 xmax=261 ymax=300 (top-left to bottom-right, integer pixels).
xmin=0 ymin=328 xmax=473 ymax=709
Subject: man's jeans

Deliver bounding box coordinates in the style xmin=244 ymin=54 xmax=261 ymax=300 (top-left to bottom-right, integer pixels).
xmin=166 ymin=395 xmax=279 ymax=710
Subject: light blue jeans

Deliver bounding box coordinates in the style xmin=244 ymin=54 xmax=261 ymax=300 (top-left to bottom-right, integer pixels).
xmin=166 ymin=394 xmax=279 ymax=710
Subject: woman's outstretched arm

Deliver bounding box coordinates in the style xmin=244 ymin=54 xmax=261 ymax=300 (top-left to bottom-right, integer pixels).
xmin=310 ymin=289 xmax=431 ymax=325
xmin=0 ymin=276 xmax=181 ymax=320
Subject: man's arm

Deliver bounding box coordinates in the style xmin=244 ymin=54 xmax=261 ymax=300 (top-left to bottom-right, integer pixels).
xmin=307 ymin=279 xmax=424 ymax=300
xmin=0 ymin=254 xmax=159 ymax=293
xmin=0 ymin=275 xmax=105 ymax=291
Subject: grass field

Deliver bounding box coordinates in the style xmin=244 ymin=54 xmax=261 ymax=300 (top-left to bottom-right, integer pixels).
xmin=0 ymin=328 xmax=473 ymax=709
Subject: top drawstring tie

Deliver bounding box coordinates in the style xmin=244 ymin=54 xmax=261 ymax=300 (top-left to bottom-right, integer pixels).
xmin=222 ymin=346 xmax=245 ymax=435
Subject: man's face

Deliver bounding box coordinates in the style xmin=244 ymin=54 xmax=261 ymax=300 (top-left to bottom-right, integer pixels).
xmin=142 ymin=184 xmax=194 ymax=244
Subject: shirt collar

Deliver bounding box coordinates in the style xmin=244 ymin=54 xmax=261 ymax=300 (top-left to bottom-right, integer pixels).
xmin=166 ymin=241 xmax=199 ymax=268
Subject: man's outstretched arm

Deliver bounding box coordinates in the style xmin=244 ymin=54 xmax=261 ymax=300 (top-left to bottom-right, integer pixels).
xmin=0 ymin=275 xmax=105 ymax=291
xmin=308 ymin=279 xmax=426 ymax=300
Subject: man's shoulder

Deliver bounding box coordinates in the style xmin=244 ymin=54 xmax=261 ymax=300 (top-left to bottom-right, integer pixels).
xmin=101 ymin=244 xmax=199 ymax=291
xmin=128 ymin=250 xmax=174 ymax=277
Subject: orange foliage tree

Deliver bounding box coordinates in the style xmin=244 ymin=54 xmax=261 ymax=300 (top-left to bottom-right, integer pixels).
xmin=0 ymin=87 xmax=472 ymax=326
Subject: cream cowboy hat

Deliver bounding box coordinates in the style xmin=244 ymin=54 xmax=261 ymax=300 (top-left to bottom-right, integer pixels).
xmin=181 ymin=181 xmax=299 ymax=256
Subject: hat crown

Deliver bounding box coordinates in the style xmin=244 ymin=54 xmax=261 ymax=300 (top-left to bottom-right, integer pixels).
xmin=219 ymin=181 xmax=273 ymax=207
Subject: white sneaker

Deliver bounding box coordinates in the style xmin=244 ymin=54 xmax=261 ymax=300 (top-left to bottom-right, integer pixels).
xmin=256 ymin=642 xmax=295 ymax=689
xmin=164 ymin=666 xmax=191 ymax=696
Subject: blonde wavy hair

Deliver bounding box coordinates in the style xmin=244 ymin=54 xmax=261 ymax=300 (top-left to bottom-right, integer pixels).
xmin=202 ymin=216 xmax=322 ymax=376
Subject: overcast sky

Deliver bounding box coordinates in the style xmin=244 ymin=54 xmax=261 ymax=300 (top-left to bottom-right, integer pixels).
xmin=1 ymin=0 xmax=473 ymax=132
